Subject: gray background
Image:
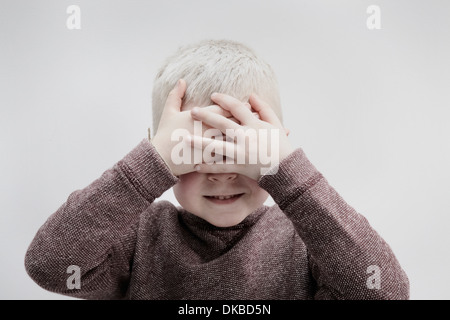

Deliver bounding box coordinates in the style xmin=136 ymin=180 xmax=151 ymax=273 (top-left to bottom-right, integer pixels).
xmin=1 ymin=0 xmax=449 ymax=299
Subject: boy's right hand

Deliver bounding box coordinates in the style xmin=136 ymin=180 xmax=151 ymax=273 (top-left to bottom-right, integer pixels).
xmin=152 ymin=79 xmax=193 ymax=176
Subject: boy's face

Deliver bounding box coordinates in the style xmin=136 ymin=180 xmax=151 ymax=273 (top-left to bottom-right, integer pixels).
xmin=173 ymin=172 xmax=269 ymax=227
xmin=171 ymin=101 xmax=269 ymax=227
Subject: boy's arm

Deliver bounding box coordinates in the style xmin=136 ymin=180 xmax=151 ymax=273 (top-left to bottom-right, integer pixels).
xmin=24 ymin=139 xmax=178 ymax=299
xmin=258 ymin=148 xmax=410 ymax=300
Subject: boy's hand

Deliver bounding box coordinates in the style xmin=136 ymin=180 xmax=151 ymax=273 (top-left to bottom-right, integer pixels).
xmin=152 ymin=79 xmax=198 ymax=176
xmin=152 ymin=80 xmax=247 ymax=177
xmin=187 ymin=93 xmax=294 ymax=181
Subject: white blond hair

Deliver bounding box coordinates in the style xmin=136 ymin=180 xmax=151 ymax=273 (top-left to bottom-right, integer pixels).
xmin=151 ymin=39 xmax=282 ymax=135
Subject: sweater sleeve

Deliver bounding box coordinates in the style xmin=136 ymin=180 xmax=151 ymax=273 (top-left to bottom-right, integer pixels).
xmin=24 ymin=139 xmax=179 ymax=299
xmin=258 ymin=149 xmax=410 ymax=300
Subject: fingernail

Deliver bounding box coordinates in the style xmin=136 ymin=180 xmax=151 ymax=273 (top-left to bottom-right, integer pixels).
xmin=191 ymin=107 xmax=199 ymax=115
xmin=211 ymin=92 xmax=218 ymax=99
xmin=194 ymin=164 xmax=201 ymax=171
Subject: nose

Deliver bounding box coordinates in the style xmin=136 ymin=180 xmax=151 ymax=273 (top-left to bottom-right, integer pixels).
xmin=207 ymin=172 xmax=238 ymax=182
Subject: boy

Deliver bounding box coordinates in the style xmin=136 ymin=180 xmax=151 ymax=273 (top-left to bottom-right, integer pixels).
xmin=25 ymin=39 xmax=409 ymax=299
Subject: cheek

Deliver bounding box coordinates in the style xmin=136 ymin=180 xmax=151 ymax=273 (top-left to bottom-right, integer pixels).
xmin=244 ymin=178 xmax=270 ymax=204
xmin=173 ymin=173 xmax=203 ymax=205
xmin=252 ymin=186 xmax=270 ymax=204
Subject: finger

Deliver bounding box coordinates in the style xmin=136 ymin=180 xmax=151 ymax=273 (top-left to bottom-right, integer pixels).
xmin=164 ymin=79 xmax=187 ymax=114
xmin=191 ymin=107 xmax=241 ymax=133
xmin=186 ymin=134 xmax=235 ymax=156
xmin=248 ymin=93 xmax=283 ymax=128
xmin=202 ymin=106 xmax=258 ymax=122
xmin=194 ymin=104 xmax=257 ymax=122
xmin=194 ymin=162 xmax=241 ymax=174
xmin=211 ymin=93 xmax=255 ymax=125
xmin=229 ymin=117 xmax=240 ymax=124
xmin=187 ymin=134 xmax=252 ymax=167
xmin=202 ymin=104 xmax=233 ymax=118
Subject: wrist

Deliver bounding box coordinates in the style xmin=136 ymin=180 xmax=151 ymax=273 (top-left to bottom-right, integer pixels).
xmin=151 ymin=135 xmax=175 ymax=174
xmin=120 ymin=139 xmax=179 ymax=199
xmin=279 ymin=143 xmax=295 ymax=163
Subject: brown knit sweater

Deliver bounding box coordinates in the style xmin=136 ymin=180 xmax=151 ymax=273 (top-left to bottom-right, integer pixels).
xmin=24 ymin=139 xmax=409 ymax=299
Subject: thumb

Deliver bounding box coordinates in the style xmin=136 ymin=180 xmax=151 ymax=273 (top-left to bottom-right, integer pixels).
xmin=164 ymin=79 xmax=187 ymax=114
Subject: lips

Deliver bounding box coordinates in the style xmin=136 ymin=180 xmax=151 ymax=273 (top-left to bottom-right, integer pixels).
xmin=204 ymin=193 xmax=244 ymax=203
xmin=205 ymin=193 xmax=242 ymax=200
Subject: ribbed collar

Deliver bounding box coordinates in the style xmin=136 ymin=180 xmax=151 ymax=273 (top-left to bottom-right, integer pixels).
xmin=179 ymin=205 xmax=269 ymax=231
xmin=177 ymin=206 xmax=270 ymax=261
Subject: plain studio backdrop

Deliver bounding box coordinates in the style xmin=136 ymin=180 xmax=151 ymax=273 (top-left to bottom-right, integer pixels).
xmin=1 ymin=0 xmax=449 ymax=300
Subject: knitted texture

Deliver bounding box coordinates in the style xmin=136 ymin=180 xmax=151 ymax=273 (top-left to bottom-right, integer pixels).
xmin=25 ymin=139 xmax=409 ymax=299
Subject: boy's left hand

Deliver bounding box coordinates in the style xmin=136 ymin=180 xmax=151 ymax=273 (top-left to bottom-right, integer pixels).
xmin=187 ymin=93 xmax=294 ymax=181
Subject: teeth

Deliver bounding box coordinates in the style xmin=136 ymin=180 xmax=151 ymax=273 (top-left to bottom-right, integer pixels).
xmin=211 ymin=194 xmax=238 ymax=200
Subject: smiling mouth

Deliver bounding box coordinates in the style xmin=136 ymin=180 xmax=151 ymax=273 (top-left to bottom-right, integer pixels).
xmin=203 ymin=193 xmax=244 ymax=202
xmin=204 ymin=193 xmax=244 ymax=199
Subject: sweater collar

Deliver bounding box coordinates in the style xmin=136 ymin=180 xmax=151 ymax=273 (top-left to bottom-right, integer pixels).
xmin=179 ymin=205 xmax=269 ymax=231
xmin=176 ymin=206 xmax=270 ymax=260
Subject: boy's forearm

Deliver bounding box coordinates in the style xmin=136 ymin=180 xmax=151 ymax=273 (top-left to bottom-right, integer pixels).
xmin=25 ymin=139 xmax=178 ymax=298
xmin=258 ymin=149 xmax=410 ymax=300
